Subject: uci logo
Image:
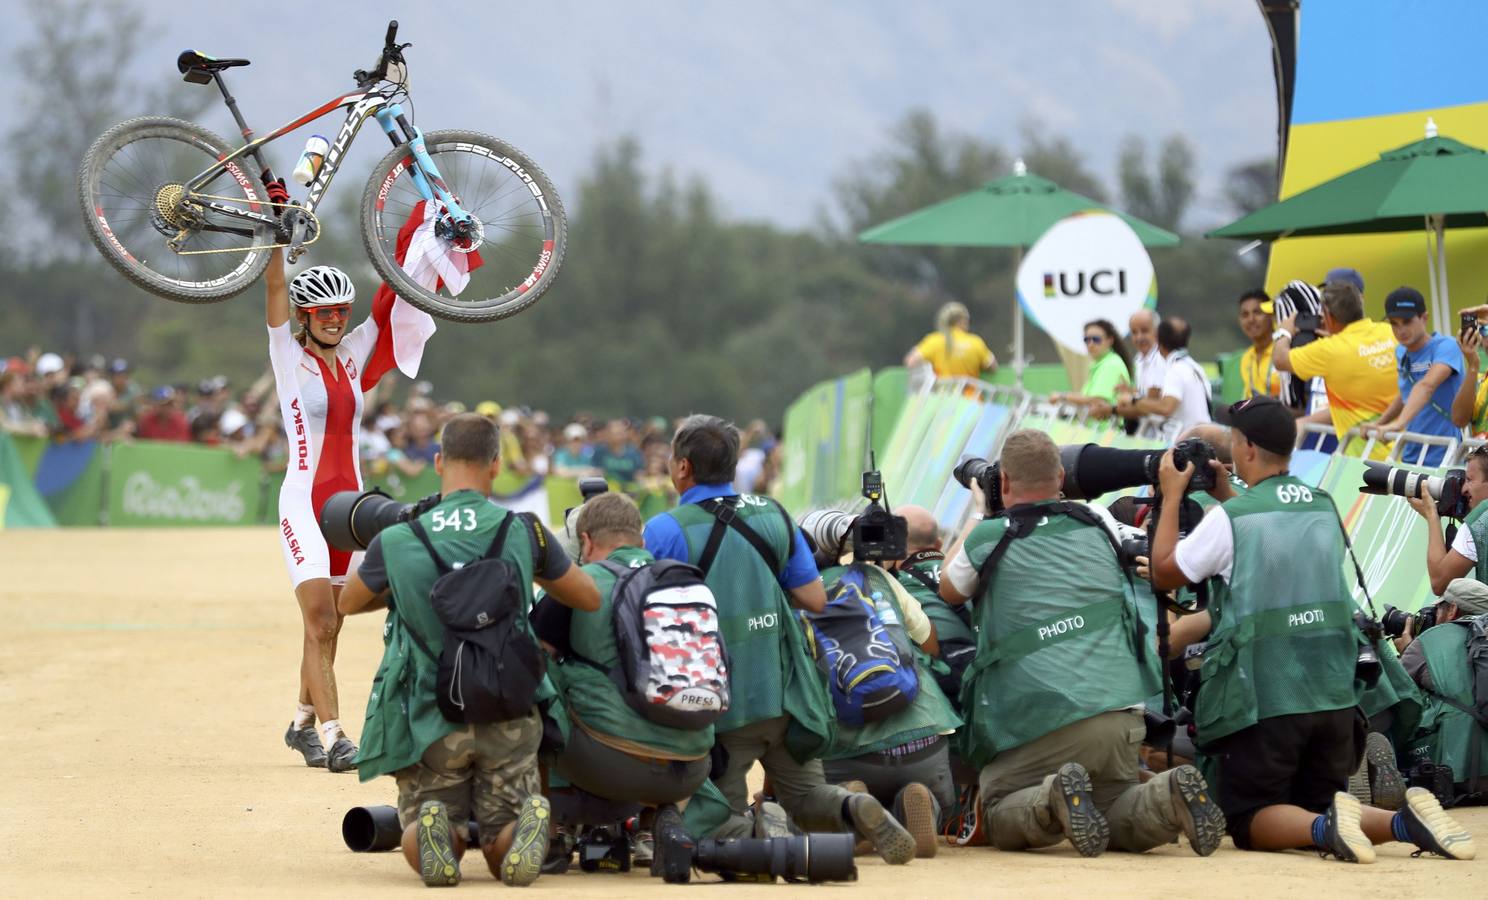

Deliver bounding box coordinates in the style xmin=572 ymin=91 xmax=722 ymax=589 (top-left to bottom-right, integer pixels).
xmin=1042 ymin=270 xmax=1129 ymax=299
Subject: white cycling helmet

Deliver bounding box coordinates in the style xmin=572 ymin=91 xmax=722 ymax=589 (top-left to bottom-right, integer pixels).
xmin=289 ymin=265 xmax=356 ymax=308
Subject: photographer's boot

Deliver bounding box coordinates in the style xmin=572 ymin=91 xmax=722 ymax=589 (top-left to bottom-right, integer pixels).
xmin=1396 ymin=787 xmax=1475 ymax=860
xmin=1167 ymin=765 xmax=1225 ymax=856
xmin=1049 ymin=762 xmax=1109 ymax=858
xmin=845 ymin=792 xmax=915 ymax=865
xmin=1358 ymin=731 xmax=1405 ymax=810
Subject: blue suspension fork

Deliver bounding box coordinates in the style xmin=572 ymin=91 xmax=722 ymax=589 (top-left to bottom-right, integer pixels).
xmin=374 ymin=104 xmax=473 ymax=224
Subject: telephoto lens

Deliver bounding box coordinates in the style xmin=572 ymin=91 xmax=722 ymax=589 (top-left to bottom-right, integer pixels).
xmin=692 ymin=834 xmax=857 ymax=884
xmin=318 ymin=488 xmax=413 ymax=551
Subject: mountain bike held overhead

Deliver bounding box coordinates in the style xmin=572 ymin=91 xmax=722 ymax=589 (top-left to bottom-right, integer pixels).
xmin=78 ymin=20 xmax=567 ymax=323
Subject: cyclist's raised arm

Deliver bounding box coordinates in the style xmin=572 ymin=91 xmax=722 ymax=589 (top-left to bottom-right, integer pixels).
xmin=266 ymin=248 xmax=289 ymax=328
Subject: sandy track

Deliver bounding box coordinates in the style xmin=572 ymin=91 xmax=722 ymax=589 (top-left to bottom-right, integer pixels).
xmin=1 ymin=528 xmax=1482 ymax=897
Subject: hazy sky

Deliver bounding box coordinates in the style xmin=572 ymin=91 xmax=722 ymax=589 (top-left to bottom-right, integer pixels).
xmin=8 ymin=0 xmax=1277 ymax=230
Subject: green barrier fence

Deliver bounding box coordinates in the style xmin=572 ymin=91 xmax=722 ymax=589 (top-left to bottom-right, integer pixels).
xmin=107 ymin=440 xmax=272 ymax=527
xmin=0 ymin=432 xmax=57 ymax=527
xmin=1317 ymin=455 xmax=1433 ymax=611
xmin=869 ymin=367 xmax=908 ymax=461
xmin=775 ymin=368 xmax=873 ymax=516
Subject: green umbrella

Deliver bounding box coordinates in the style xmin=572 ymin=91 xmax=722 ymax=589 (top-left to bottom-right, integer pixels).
xmin=859 ymin=160 xmax=1179 ymax=384
xmin=1207 ymin=123 xmax=1488 ymax=326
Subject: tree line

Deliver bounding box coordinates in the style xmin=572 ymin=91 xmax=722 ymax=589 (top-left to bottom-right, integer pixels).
xmin=2 ymin=0 xmax=1276 ymax=426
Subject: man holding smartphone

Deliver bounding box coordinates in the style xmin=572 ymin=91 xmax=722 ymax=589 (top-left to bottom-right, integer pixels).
xmin=1452 ymin=303 xmax=1488 ymax=440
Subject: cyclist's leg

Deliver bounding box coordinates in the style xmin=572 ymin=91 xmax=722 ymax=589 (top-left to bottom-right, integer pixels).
xmin=280 ymin=487 xmax=344 ymax=734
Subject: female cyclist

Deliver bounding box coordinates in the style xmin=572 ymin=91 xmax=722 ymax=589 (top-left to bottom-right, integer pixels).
xmin=267 ymin=206 xmax=445 ymax=770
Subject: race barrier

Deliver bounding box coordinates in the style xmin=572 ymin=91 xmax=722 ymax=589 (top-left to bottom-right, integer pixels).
xmin=0 ymin=431 xmax=649 ymax=530
xmin=772 ymin=368 xmax=1473 ymax=612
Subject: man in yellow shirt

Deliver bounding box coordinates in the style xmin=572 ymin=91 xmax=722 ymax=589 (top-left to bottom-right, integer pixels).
xmin=905 ymin=302 xmax=997 ymax=378
xmin=1236 ymin=289 xmax=1282 ymax=399
xmin=1273 ymin=282 xmax=1396 ymax=456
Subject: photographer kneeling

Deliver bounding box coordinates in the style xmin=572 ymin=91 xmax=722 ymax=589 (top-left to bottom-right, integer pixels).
xmin=1149 ymin=397 xmax=1474 ymax=863
xmin=1401 ymin=578 xmax=1488 ymax=800
xmin=530 ymin=492 xmax=718 ymax=861
xmin=1411 ymin=445 xmax=1488 ymax=595
xmin=939 ymin=428 xmax=1224 ymax=858
xmin=337 ymin=413 xmax=601 ymax=887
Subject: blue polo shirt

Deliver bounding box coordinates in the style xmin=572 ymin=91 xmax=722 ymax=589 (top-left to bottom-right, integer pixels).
xmin=1396 ymin=333 xmax=1463 ymax=467
xmin=643 ymin=482 xmax=820 ymax=590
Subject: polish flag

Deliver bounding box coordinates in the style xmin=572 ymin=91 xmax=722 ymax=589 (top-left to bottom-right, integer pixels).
xmin=360 ymin=201 xmax=484 ymax=390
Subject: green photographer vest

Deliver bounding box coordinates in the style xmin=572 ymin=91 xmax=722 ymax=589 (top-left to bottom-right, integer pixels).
xmin=666 ymin=496 xmax=834 ymax=757
xmin=898 ymin=554 xmax=977 ymax=649
xmin=817 ymin=564 xmax=962 ymax=758
xmin=1464 ymin=502 xmax=1488 ymax=585
xmin=956 ymin=501 xmax=1158 ymax=768
xmin=1194 ymin=476 xmax=1360 ymax=746
xmin=356 ymin=490 xmax=542 ymax=782
xmin=547 ymin=546 xmax=714 ymax=760
xmin=1406 ymin=617 xmax=1488 ymax=786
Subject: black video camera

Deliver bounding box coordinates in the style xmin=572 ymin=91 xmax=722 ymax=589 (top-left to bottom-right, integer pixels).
xmin=852 ymin=468 xmax=907 ymax=561
xmin=652 ymin=818 xmax=856 ymax=884
xmin=318 ymin=487 xmax=442 ymax=551
xmin=953 ymin=456 xmax=1003 ymax=517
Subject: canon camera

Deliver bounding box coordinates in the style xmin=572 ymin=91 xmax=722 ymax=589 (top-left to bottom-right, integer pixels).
xmin=1360 ymin=461 xmax=1469 ymax=521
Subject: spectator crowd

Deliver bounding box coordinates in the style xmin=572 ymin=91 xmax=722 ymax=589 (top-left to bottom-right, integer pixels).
xmin=0 ymin=348 xmax=783 ymax=500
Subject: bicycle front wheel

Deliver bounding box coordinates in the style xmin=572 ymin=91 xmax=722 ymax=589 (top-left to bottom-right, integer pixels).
xmin=361 ymin=130 xmax=567 ymax=323
xmin=77 ymin=116 xmax=272 ymax=303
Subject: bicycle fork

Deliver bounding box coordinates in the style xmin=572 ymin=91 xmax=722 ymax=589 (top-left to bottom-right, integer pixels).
xmin=373 ymin=105 xmax=478 ymax=243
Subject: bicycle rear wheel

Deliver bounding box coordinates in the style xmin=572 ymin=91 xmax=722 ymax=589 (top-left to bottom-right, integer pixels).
xmin=77 ymin=116 xmax=272 ymax=303
xmin=360 ymin=130 xmax=566 ymax=323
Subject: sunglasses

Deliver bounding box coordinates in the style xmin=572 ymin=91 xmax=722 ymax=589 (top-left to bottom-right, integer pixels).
xmin=1083 ymin=334 xmax=1105 ymax=345
xmin=310 ymin=305 xmax=351 ymax=322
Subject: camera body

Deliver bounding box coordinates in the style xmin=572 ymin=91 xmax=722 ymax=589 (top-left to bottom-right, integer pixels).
xmin=852 ymin=468 xmax=907 ymax=562
xmin=1380 ymin=603 xmax=1438 ymax=639
xmin=1292 ymin=311 xmax=1325 ymax=348
xmin=1167 ymin=437 xmax=1218 ymax=493
xmin=953 ymin=456 xmax=1003 ymax=517
xmin=576 ymin=823 xmax=631 ymax=873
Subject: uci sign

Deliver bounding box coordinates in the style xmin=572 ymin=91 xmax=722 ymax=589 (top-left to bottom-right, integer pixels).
xmin=1015 ymin=211 xmax=1156 ymax=355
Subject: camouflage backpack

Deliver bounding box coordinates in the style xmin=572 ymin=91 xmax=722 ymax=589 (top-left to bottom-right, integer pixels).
xmin=595 ymin=559 xmax=730 ymax=731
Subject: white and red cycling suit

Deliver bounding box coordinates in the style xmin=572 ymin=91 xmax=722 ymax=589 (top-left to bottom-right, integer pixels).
xmin=270 ymin=200 xmax=480 ymax=587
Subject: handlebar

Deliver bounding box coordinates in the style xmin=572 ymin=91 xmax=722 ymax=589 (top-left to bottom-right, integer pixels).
xmin=354 ymin=19 xmax=410 ymax=88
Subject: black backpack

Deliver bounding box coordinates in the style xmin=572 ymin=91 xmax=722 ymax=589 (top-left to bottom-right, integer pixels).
xmin=399 ymin=512 xmax=546 ymax=724
xmin=573 ymin=558 xmax=730 ymax=731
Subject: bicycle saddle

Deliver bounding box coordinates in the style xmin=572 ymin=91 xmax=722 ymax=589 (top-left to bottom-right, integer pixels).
xmin=177 ymin=50 xmax=250 ymax=84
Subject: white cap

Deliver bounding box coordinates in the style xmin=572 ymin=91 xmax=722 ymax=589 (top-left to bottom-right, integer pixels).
xmin=219 ymin=408 xmax=249 ymax=436
xmin=563 ymin=423 xmax=587 ymax=440
xmin=35 ymin=353 xmax=65 ymax=376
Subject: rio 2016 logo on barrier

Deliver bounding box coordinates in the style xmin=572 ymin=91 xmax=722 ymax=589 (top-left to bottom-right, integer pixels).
xmin=121 ymin=472 xmax=247 ymax=522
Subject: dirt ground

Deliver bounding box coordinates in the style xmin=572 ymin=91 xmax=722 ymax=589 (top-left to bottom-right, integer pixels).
xmin=2 ymin=527 xmax=1484 ymax=898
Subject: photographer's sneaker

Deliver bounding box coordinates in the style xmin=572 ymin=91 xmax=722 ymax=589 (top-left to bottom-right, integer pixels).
xmin=542 ymin=825 xmax=574 ymax=876
xmin=749 ymin=800 xmax=793 ymax=839
xmin=415 ymin=800 xmax=460 ymax=887
xmin=283 ymin=723 xmax=327 ymax=768
xmin=898 ymin=782 xmax=938 ymax=859
xmin=501 ymin=795 xmax=552 ymax=886
xmin=1049 ymin=762 xmax=1109 ymax=858
xmin=631 ymin=830 xmax=654 ymax=866
xmin=944 ymin=784 xmax=986 ymax=847
xmin=1398 ymin=787 xmax=1475 ymax=860
xmin=1167 ymin=765 xmax=1225 ymax=856
xmin=846 ymin=792 xmax=915 ymax=865
xmin=649 ymin=805 xmax=684 ymax=877
xmin=326 ymin=737 xmax=358 ymax=773
xmin=1316 ymin=792 xmax=1375 ymax=864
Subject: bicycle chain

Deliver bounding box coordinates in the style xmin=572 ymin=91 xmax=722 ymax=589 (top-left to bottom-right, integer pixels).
xmin=168 ymin=193 xmax=321 ymax=256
